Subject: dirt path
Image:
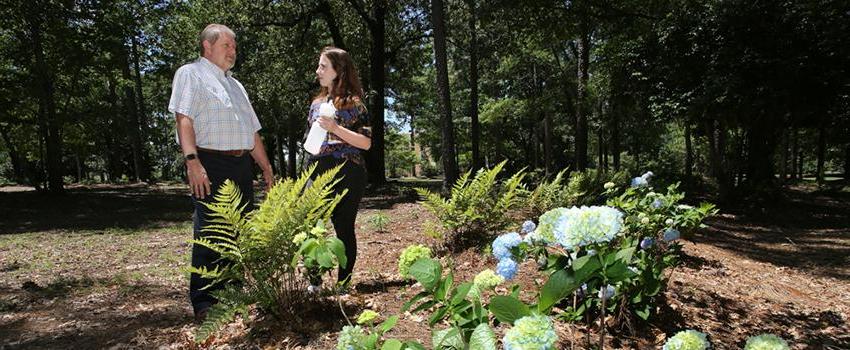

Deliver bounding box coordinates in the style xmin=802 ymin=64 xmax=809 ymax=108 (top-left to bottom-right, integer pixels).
xmin=0 ymin=183 xmax=847 ymax=349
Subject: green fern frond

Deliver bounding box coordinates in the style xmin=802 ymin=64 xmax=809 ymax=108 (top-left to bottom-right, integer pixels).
xmin=194 ymin=301 xmax=249 ymax=343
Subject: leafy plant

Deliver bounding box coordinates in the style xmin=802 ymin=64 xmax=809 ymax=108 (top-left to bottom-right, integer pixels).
xmin=415 ymin=161 xmax=526 ymax=252
xmin=367 ymin=213 xmax=391 ymax=233
xmin=527 ymin=168 xmax=628 ymax=218
xmin=187 ymin=164 xmax=347 ymax=342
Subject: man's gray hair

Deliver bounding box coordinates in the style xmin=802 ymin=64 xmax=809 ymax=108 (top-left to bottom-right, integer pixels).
xmin=199 ymin=24 xmax=236 ymax=56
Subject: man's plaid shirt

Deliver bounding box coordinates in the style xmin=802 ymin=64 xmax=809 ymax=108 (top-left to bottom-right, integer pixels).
xmin=168 ymin=57 xmax=261 ymax=150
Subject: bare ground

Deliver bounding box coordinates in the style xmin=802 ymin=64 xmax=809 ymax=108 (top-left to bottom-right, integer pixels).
xmin=0 ymin=182 xmax=848 ymax=349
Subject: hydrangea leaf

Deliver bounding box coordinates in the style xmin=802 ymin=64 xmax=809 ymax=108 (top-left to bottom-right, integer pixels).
xmin=488 ymin=295 xmax=531 ymax=324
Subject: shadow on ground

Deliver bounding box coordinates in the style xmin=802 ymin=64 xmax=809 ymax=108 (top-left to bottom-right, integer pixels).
xmin=0 ymin=183 xmax=193 ymax=234
xmin=693 ymin=186 xmax=850 ymax=280
xmin=0 ymin=277 xmax=189 ymax=349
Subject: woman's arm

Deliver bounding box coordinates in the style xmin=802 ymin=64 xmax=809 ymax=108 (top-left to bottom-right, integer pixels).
xmin=318 ymin=116 xmax=371 ymax=150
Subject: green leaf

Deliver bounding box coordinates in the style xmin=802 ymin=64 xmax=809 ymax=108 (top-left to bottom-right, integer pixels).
xmin=409 ymin=258 xmax=442 ymax=291
xmin=450 ymin=282 xmax=473 ymax=306
xmin=537 ymin=269 xmax=580 ymax=313
xmin=436 ymin=271 xmax=454 ymax=301
xmin=380 ymin=315 xmax=400 ymax=333
xmin=488 ymin=295 xmax=530 ymax=324
xmin=572 ymin=255 xmax=601 ymax=281
xmin=411 ymin=299 xmax=438 ymax=313
xmin=616 ymin=247 xmax=636 ymax=263
xmin=432 ymin=327 xmax=464 ymax=350
xmin=604 ymin=261 xmax=631 ymax=282
xmin=381 ymin=339 xmax=403 ymax=350
xmin=468 ymin=323 xmax=498 ymax=350
xmin=428 ymin=306 xmax=449 ymax=326
xmin=327 ymin=237 xmax=348 ymax=269
xmin=403 ymin=341 xmax=427 ymax=350
xmin=401 ymin=291 xmax=431 ymax=312
xmin=316 ymin=249 xmax=335 ymax=268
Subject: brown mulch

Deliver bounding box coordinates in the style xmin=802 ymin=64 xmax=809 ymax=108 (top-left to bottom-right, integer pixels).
xmin=0 ymin=182 xmax=848 ymax=349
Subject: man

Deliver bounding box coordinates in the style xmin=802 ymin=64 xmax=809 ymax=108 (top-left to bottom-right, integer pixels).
xmin=168 ymin=24 xmax=274 ymax=322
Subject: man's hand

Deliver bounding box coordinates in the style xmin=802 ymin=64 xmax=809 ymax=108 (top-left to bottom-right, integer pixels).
xmin=186 ymin=160 xmax=211 ymax=199
xmin=262 ymin=167 xmax=274 ymax=193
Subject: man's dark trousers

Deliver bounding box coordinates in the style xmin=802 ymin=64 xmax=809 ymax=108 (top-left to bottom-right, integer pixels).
xmin=189 ymin=151 xmax=253 ymax=315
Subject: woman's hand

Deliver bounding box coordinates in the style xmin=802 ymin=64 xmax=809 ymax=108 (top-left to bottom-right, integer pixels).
xmin=317 ymin=115 xmax=340 ymax=133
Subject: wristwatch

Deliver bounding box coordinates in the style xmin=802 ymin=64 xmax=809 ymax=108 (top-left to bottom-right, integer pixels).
xmin=185 ymin=153 xmax=198 ymax=161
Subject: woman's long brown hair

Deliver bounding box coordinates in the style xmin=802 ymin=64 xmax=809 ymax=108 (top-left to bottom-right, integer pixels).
xmin=315 ymin=46 xmax=364 ymax=109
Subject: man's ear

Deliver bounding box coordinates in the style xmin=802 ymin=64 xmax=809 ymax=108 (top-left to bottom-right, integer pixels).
xmin=202 ymin=40 xmax=211 ymax=55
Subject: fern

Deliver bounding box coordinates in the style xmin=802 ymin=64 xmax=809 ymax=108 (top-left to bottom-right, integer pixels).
xmin=195 ymin=285 xmax=250 ymax=343
xmin=526 ymin=169 xmax=629 ymax=217
xmin=189 ymin=163 xmax=347 ymax=342
xmin=416 ymin=161 xmax=526 ymax=252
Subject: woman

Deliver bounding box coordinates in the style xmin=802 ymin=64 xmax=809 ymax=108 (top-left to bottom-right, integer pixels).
xmin=306 ymin=46 xmax=371 ymax=292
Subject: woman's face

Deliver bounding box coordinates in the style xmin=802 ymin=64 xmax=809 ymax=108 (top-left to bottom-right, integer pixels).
xmin=315 ymin=54 xmax=338 ymax=89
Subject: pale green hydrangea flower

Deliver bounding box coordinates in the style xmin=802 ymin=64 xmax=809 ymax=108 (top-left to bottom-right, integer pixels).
xmin=503 ymin=314 xmax=558 ymax=350
xmin=662 ymin=330 xmax=710 ymax=350
xmin=744 ymin=334 xmax=790 ymax=350
xmin=473 ymin=269 xmax=505 ymax=291
xmin=397 ymin=244 xmax=432 ymax=278
xmin=292 ymin=232 xmax=308 ymax=245
xmin=356 ymin=310 xmax=379 ymax=325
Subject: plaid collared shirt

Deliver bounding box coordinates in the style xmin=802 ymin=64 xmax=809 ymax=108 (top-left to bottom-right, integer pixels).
xmin=168 ymin=57 xmax=261 ymax=151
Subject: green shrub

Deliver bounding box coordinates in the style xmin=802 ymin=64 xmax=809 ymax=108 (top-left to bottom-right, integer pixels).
xmin=415 ymin=161 xmax=526 ymax=252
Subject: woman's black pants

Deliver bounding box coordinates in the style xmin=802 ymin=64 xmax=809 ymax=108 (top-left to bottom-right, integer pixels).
xmin=309 ymin=156 xmax=366 ymax=285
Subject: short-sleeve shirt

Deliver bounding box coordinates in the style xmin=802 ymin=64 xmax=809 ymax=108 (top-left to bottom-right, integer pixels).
xmin=307 ymin=98 xmax=371 ymax=165
xmin=168 ymin=57 xmax=261 ymax=150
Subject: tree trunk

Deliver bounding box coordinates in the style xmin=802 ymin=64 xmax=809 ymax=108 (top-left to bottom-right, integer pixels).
xmin=544 ymin=112 xmax=553 ymax=176
xmin=0 ymin=124 xmax=26 ymax=184
xmin=431 ymin=0 xmax=458 ymax=189
xmin=844 ymin=143 xmax=850 ymax=180
xmin=685 ymin=121 xmax=693 ymax=179
xmin=287 ymin=112 xmax=298 ymax=178
xmin=131 ymin=33 xmax=151 ymax=182
xmin=466 ymin=0 xmax=482 ymax=172
xmin=575 ymin=26 xmax=589 ymax=171
xmin=790 ymin=128 xmax=799 ymax=180
xmin=816 ymin=123 xmax=826 ymax=183
xmin=611 ymin=101 xmax=620 ymax=171
xmin=745 ymin=117 xmax=778 ymax=187
xmin=28 ymin=9 xmax=63 ymax=193
xmin=120 ymin=48 xmax=144 ymax=183
xmin=779 ymin=128 xmax=788 ymax=183
xmin=365 ymin=1 xmax=387 ymax=185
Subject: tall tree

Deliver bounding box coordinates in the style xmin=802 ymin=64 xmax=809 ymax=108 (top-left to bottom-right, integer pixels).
xmin=430 ymin=0 xmax=457 ymax=188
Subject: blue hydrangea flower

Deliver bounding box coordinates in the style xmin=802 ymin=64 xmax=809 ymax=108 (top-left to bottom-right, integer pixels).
xmin=521 ymin=220 xmax=537 ymax=234
xmin=640 ymin=237 xmax=655 ymax=249
xmin=631 ymin=176 xmax=648 ymax=188
xmin=503 ymin=314 xmax=558 ymax=350
xmin=662 ymin=330 xmax=710 ymax=350
xmin=663 ymin=228 xmax=681 ymax=242
xmin=652 ymin=198 xmax=664 ymax=209
xmin=549 ymin=206 xmax=624 ymax=250
xmin=492 ymin=232 xmax=522 ymax=261
xmin=534 ymin=208 xmax=569 ymax=245
xmin=642 ymin=171 xmax=654 ymax=179
xmin=496 ymin=258 xmax=518 ymax=280
xmin=598 ymin=284 xmax=615 ymax=300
